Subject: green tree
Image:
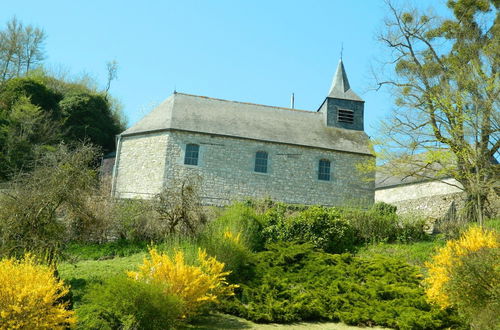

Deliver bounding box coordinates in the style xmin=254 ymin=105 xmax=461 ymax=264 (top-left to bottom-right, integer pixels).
xmin=375 ymin=0 xmax=499 ymax=223
xmin=59 ymin=92 xmax=122 ymax=153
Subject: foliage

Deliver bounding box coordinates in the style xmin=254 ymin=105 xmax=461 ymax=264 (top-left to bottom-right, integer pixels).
xmin=375 ymin=0 xmax=499 ymax=222
xmin=128 ymin=248 xmax=238 ymax=318
xmin=425 ymin=226 xmax=499 ymax=327
xmin=0 ymin=143 xmax=98 ymax=262
xmin=259 ymin=203 xmax=428 ymax=251
xmin=372 ymin=201 xmax=397 ymax=215
xmin=262 ymin=205 xmax=356 ymax=253
xmin=220 ymin=242 xmax=461 ymax=328
xmin=0 ymin=77 xmax=62 ymax=118
xmin=0 ymin=75 xmax=125 ymax=180
xmin=198 ymin=209 xmax=259 ymax=283
xmin=206 ymin=202 xmax=265 ymax=252
xmin=0 ymin=254 xmax=75 ymax=329
xmin=447 ymin=247 xmax=500 ymax=329
xmin=59 ymin=92 xmax=122 ymax=153
xmin=77 ymin=276 xmax=181 ymax=330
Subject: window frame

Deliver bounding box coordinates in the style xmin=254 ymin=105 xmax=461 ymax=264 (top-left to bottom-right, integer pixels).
xmin=184 ymin=143 xmax=200 ymax=166
xmin=318 ymin=158 xmax=331 ymax=181
xmin=254 ymin=150 xmax=268 ymax=173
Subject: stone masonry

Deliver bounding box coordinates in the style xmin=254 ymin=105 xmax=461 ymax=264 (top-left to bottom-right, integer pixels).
xmin=113 ymin=130 xmax=374 ymax=207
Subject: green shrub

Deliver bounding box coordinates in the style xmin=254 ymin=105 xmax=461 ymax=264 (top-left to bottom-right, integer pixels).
xmin=206 ymin=203 xmax=265 ymax=252
xmin=373 ymin=201 xmax=398 ymax=215
xmin=220 ymin=242 xmax=463 ymax=328
xmin=196 ymin=204 xmax=263 ymax=283
xmin=342 ymin=208 xmax=399 ymax=243
xmin=77 ymin=276 xmax=182 ymax=330
xmin=262 ymin=206 xmax=356 ymax=253
xmin=344 ymin=207 xmax=428 ymax=244
xmin=447 ymin=245 xmax=500 ymax=329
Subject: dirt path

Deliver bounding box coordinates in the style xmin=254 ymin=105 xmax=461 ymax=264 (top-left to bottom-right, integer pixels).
xmin=185 ymin=313 xmax=389 ymax=330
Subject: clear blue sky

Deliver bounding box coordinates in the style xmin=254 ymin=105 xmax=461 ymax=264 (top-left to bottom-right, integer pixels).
xmin=1 ymin=0 xmax=448 ymax=138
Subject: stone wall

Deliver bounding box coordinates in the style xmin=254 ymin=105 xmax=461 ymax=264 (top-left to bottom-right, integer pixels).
xmin=375 ymin=178 xmax=463 ymax=218
xmin=113 ymin=130 xmax=374 ymax=207
xmin=113 ymin=131 xmax=169 ymax=198
xmin=375 ymin=178 xmax=500 ymax=218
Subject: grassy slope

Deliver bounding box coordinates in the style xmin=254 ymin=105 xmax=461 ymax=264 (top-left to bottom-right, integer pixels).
xmin=58 ymin=252 xmax=146 ymax=306
xmin=58 ymin=252 xmax=389 ymax=329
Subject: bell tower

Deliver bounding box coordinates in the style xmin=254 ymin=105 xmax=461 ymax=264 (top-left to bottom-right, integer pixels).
xmin=319 ymin=59 xmax=364 ymax=131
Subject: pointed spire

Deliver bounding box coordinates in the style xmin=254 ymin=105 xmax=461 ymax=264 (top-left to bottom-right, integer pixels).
xmin=327 ymin=59 xmax=363 ymax=101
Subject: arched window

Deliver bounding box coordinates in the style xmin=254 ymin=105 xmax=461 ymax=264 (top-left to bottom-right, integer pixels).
xmin=318 ymin=159 xmax=330 ymax=181
xmin=184 ymin=143 xmax=200 ymax=165
xmin=254 ymin=151 xmax=268 ymax=173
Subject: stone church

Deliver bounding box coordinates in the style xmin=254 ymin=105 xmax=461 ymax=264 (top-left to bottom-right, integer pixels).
xmin=111 ymin=60 xmax=375 ymax=206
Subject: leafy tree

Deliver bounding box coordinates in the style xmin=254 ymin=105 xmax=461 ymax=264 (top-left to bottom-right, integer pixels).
xmin=375 ymin=0 xmax=499 ymax=223
xmin=0 ymin=77 xmax=62 ymax=119
xmin=0 ymin=96 xmax=60 ymax=178
xmin=59 ymin=92 xmax=122 ymax=153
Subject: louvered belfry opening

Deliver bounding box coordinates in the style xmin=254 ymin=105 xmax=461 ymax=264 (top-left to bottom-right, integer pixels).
xmin=337 ymin=108 xmax=354 ymax=124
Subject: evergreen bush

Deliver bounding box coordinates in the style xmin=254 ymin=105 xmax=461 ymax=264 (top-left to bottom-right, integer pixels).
xmin=220 ymin=242 xmax=462 ymax=328
xmin=77 ymin=276 xmax=181 ymax=330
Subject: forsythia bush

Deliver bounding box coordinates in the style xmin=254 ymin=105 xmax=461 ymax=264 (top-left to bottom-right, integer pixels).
xmin=425 ymin=226 xmax=499 ymax=308
xmin=0 ymin=254 xmax=76 ymax=329
xmin=128 ymin=248 xmax=238 ymax=318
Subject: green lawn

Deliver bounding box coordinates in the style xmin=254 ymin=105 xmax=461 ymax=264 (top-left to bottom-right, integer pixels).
xmin=356 ymin=239 xmax=445 ymax=271
xmin=58 ymin=252 xmax=147 ymax=306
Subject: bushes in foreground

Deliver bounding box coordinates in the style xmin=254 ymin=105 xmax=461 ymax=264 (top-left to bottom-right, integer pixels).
xmin=0 ymin=254 xmax=75 ymax=329
xmin=77 ymin=277 xmax=181 ymax=330
xmin=220 ymin=242 xmax=462 ymax=329
xmin=425 ymin=226 xmax=500 ymax=329
xmin=128 ymin=248 xmax=238 ymax=319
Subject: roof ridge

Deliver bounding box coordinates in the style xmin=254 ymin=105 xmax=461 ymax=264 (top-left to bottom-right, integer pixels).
xmin=174 ymin=92 xmax=317 ymax=114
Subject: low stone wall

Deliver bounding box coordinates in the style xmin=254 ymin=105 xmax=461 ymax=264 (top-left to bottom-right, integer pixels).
xmin=389 ymin=192 xmax=465 ymax=219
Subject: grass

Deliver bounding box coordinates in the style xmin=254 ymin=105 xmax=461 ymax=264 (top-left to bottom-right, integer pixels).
xmin=356 ymin=238 xmax=445 ymax=271
xmin=58 ymin=252 xmax=146 ymax=306
xmin=63 ymin=239 xmax=148 ymax=260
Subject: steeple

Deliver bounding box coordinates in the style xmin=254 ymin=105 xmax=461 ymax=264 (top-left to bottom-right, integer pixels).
xmin=327 ymin=59 xmax=363 ymax=102
xmin=319 ymin=59 xmax=365 ymax=131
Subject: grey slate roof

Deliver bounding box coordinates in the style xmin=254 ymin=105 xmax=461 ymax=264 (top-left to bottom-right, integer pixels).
xmin=122 ymin=92 xmax=372 ymax=155
xmin=328 ymin=60 xmax=363 ymax=102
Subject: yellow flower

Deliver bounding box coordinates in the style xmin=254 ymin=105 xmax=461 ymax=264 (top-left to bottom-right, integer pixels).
xmin=223 ymin=229 xmax=241 ymax=244
xmin=424 ymin=226 xmax=499 ymax=308
xmin=0 ymin=254 xmax=76 ymax=329
xmin=128 ymin=248 xmax=238 ymax=318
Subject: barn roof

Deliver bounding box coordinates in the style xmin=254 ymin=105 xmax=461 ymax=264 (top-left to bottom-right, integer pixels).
xmin=121 ymin=92 xmax=372 ymax=155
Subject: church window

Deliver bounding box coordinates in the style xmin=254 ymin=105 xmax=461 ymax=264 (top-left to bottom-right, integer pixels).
xmin=184 ymin=144 xmax=199 ymax=165
xmin=318 ymin=159 xmax=330 ymax=181
xmin=254 ymin=151 xmax=268 ymax=173
xmin=338 ymin=108 xmax=354 ymax=124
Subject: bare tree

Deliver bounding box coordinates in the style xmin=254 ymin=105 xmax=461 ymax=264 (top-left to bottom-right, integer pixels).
xmin=0 ymin=17 xmax=46 ymax=82
xmin=105 ymin=60 xmax=118 ymax=96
